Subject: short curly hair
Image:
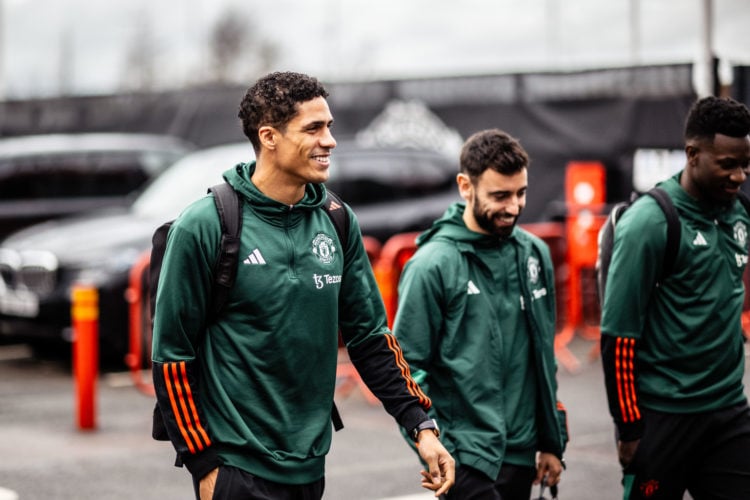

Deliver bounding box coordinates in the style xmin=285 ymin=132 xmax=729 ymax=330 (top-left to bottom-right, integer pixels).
xmin=460 ymin=128 xmax=529 ymax=181
xmin=238 ymin=71 xmax=329 ymax=152
xmin=684 ymin=96 xmax=750 ymax=142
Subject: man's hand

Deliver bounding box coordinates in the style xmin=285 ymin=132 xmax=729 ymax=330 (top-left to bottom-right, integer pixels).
xmin=617 ymin=439 xmax=640 ymax=468
xmin=199 ymin=467 xmax=219 ymax=500
xmin=534 ymin=452 xmax=563 ymax=487
xmin=416 ymin=430 xmax=455 ymax=497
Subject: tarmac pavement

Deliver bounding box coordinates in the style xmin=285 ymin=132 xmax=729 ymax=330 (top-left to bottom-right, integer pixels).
xmin=0 ymin=337 xmax=747 ymax=500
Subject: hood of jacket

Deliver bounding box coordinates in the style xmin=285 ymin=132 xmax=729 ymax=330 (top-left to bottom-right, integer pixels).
xmin=222 ymin=161 xmax=328 ymax=223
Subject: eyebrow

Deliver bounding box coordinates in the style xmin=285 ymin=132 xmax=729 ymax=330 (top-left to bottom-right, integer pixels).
xmin=302 ymin=119 xmax=334 ymax=130
xmin=488 ymin=186 xmax=527 ymax=195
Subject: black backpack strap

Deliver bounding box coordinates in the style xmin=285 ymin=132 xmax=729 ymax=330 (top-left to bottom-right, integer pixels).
xmin=323 ymin=190 xmax=350 ymax=246
xmin=646 ymin=187 xmax=680 ymax=280
xmin=330 ymin=402 xmax=344 ymax=431
xmin=322 ymin=189 xmax=351 ymax=432
xmin=207 ymin=182 xmax=243 ymax=318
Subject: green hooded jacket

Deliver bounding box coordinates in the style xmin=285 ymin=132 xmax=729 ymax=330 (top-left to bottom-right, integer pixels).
xmin=152 ymin=162 xmax=431 ymax=484
xmin=394 ymin=203 xmax=568 ymax=480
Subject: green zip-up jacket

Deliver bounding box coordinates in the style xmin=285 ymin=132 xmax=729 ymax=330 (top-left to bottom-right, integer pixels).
xmin=601 ymin=172 xmax=748 ymax=439
xmin=393 ymin=203 xmax=568 ymax=480
xmin=151 ymin=162 xmax=431 ymax=484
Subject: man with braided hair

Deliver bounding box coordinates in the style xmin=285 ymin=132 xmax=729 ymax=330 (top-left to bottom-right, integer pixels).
xmin=601 ymin=96 xmax=750 ymax=499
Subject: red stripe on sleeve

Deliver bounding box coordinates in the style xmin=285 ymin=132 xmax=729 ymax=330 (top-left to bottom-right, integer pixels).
xmin=163 ymin=363 xmax=197 ymax=454
xmin=385 ymin=334 xmax=432 ymax=409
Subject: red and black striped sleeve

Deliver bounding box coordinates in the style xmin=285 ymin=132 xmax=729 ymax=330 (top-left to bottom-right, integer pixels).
xmin=347 ymin=332 xmax=432 ymax=433
xmin=152 ymin=359 xmax=221 ymax=477
xmin=601 ymin=334 xmax=644 ymax=441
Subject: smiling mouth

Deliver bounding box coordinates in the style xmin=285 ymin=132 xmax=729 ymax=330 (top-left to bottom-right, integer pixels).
xmin=311 ymin=155 xmax=330 ymax=166
xmin=495 ymin=216 xmax=516 ymax=226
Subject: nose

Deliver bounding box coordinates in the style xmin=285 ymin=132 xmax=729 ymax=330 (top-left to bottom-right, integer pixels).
xmin=730 ymin=165 xmax=748 ymax=184
xmin=506 ymin=196 xmax=522 ymax=216
xmin=321 ymin=128 xmax=337 ymax=149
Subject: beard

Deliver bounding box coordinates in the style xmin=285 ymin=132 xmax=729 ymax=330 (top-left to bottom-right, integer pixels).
xmin=472 ymin=195 xmax=520 ymax=239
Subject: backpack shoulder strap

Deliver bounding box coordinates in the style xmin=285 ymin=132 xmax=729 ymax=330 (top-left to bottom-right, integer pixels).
xmin=322 ymin=190 xmax=350 ymax=246
xmin=646 ymin=187 xmax=680 ymax=279
xmin=321 ymin=189 xmax=349 ymax=433
xmin=207 ymin=182 xmax=243 ymax=318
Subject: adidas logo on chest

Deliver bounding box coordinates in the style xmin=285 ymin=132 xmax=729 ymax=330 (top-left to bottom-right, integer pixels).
xmin=243 ymin=248 xmax=266 ymax=265
xmin=692 ymin=231 xmax=708 ymax=246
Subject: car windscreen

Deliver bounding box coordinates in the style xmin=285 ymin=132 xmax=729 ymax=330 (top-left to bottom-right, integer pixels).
xmin=132 ymin=144 xmax=253 ymax=220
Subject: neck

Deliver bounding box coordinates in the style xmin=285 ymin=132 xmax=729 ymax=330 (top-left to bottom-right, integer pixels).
xmin=252 ymin=160 xmax=306 ymax=205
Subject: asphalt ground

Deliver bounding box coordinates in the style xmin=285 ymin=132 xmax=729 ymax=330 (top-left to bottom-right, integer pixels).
xmin=0 ymin=337 xmax=748 ymax=500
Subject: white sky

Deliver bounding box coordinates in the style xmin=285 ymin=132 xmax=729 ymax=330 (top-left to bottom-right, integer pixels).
xmin=3 ymin=0 xmax=750 ymax=99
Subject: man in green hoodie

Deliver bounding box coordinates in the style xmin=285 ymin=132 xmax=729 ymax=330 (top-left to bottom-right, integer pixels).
xmin=394 ymin=129 xmax=568 ymax=499
xmin=151 ymin=71 xmax=454 ymax=500
xmin=601 ymin=96 xmax=750 ymax=499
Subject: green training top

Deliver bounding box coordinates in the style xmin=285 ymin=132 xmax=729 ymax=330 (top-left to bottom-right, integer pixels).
xmin=601 ymin=172 xmax=748 ymax=413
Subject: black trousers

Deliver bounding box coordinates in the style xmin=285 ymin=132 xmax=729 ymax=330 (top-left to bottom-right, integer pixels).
xmin=443 ymin=463 xmax=537 ymax=500
xmin=623 ymin=402 xmax=750 ymax=500
xmin=192 ymin=465 xmax=325 ymax=500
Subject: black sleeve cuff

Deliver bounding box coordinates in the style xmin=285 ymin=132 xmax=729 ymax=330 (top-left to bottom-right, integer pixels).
xmin=399 ymin=406 xmax=430 ymax=437
xmin=615 ymin=420 xmax=644 ymax=442
xmin=181 ymin=447 xmax=222 ymax=480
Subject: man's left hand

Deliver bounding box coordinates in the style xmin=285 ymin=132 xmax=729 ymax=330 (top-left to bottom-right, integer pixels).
xmin=416 ymin=430 xmax=455 ymax=497
xmin=534 ymin=452 xmax=563 ymax=486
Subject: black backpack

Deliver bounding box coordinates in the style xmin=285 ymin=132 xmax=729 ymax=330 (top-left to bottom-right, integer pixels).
xmin=150 ymin=182 xmax=350 ymax=441
xmin=596 ymin=187 xmax=750 ymax=304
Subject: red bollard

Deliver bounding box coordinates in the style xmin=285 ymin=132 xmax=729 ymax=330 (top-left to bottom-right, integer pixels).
xmin=72 ymin=284 xmax=99 ymax=430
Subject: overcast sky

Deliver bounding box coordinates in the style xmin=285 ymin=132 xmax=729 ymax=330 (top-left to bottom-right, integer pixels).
xmin=3 ymin=0 xmax=750 ymax=99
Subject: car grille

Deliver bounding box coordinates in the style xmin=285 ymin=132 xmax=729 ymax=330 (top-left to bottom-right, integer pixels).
xmin=0 ymin=249 xmax=58 ymax=296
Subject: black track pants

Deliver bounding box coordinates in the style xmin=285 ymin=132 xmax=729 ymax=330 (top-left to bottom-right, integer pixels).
xmin=192 ymin=465 xmax=325 ymax=500
xmin=443 ymin=463 xmax=536 ymax=500
xmin=622 ymin=402 xmax=750 ymax=500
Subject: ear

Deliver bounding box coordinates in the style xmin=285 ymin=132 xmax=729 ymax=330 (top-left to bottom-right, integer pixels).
xmin=457 ymin=173 xmax=473 ymax=202
xmin=685 ymin=140 xmax=700 ymax=167
xmin=258 ymin=126 xmax=277 ymax=150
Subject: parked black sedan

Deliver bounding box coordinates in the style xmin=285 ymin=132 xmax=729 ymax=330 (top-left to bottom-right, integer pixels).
xmin=0 ymin=141 xmax=459 ymax=367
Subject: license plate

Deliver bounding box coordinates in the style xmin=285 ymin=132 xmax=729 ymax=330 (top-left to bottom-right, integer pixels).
xmin=0 ymin=290 xmax=40 ymax=318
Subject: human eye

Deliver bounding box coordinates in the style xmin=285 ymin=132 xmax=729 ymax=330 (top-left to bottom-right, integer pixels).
xmin=719 ymin=159 xmax=746 ymax=172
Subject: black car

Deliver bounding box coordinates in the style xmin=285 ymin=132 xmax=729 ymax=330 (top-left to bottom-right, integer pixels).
xmin=0 ymin=133 xmax=195 ymax=240
xmin=0 ymin=142 xmax=458 ymax=367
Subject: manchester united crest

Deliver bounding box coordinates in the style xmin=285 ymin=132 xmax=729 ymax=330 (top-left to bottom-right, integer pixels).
xmin=639 ymin=479 xmax=660 ymax=498
xmin=527 ymin=256 xmax=540 ymax=285
xmin=734 ymin=220 xmax=747 ymax=246
xmin=312 ymin=233 xmax=336 ymax=264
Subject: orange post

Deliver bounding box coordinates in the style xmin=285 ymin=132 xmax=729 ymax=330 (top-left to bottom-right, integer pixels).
xmin=72 ymin=284 xmax=99 ymax=430
xmin=557 ymin=161 xmax=608 ymax=371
